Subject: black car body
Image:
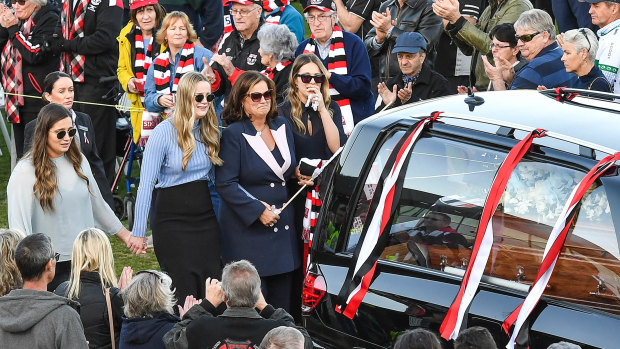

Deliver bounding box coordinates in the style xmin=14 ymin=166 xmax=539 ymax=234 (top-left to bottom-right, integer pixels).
xmin=302 ymin=90 xmax=620 ymax=348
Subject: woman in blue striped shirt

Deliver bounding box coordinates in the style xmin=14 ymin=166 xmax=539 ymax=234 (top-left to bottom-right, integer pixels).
xmin=131 ymin=71 xmax=223 ymax=304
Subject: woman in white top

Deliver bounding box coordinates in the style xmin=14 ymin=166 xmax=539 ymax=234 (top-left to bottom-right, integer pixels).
xmin=7 ymin=103 xmax=134 ymax=291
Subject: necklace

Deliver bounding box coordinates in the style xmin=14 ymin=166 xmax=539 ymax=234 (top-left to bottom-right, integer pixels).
xmin=255 ymin=123 xmax=267 ymax=136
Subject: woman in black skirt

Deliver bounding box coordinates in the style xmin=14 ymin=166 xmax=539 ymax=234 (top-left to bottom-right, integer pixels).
xmin=131 ymin=71 xmax=222 ymax=304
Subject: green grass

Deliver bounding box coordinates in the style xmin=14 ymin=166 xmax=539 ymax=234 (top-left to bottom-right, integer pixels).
xmin=0 ymin=120 xmax=159 ymax=277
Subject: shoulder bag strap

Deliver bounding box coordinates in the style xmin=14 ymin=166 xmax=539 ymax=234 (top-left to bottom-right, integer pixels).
xmin=105 ymin=288 xmax=116 ymax=349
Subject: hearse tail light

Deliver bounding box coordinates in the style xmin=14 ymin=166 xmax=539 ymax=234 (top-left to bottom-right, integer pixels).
xmin=302 ymin=271 xmax=326 ymax=315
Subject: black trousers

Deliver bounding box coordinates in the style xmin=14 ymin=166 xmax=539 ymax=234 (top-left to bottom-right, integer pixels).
xmin=261 ymin=270 xmax=295 ymax=314
xmin=74 ymin=82 xmax=117 ymax=184
xmin=13 ymin=110 xmax=39 ymax=159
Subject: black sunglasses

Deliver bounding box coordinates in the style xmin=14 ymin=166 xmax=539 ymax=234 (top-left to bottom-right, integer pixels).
xmin=247 ymin=90 xmax=273 ymax=103
xmin=11 ymin=0 xmax=27 ymax=5
xmin=297 ymin=74 xmax=325 ymax=84
xmin=136 ymin=270 xmax=163 ymax=281
xmin=54 ymin=128 xmax=77 ymax=139
xmin=51 ymin=252 xmax=60 ymax=261
xmin=579 ymin=28 xmax=592 ymax=52
xmin=194 ymin=93 xmax=215 ymax=103
xmin=515 ymin=32 xmax=541 ymax=43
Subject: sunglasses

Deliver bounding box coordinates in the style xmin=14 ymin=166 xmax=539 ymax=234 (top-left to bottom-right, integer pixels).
xmin=579 ymin=28 xmax=592 ymax=52
xmin=247 ymin=90 xmax=273 ymax=103
xmin=515 ymin=32 xmax=541 ymax=43
xmin=136 ymin=270 xmax=163 ymax=281
xmin=194 ymin=93 xmax=215 ymax=103
xmin=297 ymin=74 xmax=325 ymax=84
xmin=11 ymin=0 xmax=27 ymax=5
xmin=51 ymin=252 xmax=60 ymax=262
xmin=54 ymin=128 xmax=77 ymax=139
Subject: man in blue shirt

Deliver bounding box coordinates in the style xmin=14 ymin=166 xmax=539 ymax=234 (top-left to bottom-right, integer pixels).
xmin=510 ymin=9 xmax=578 ymax=89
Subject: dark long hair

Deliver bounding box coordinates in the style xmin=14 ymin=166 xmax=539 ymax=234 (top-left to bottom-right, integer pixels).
xmin=221 ymin=71 xmax=278 ymax=124
xmin=30 ymin=104 xmax=90 ymax=211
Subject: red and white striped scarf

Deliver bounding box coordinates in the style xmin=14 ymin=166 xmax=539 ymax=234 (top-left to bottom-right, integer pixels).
xmin=153 ymin=42 xmax=195 ymax=94
xmin=303 ymin=26 xmax=354 ymax=136
xmin=263 ymin=0 xmax=289 ymax=24
xmin=262 ymin=61 xmax=291 ymax=80
xmin=1 ymin=14 xmax=36 ymax=123
xmin=61 ymin=0 xmax=87 ymax=82
xmin=503 ymin=152 xmax=620 ymax=349
xmin=133 ymin=27 xmax=153 ymax=100
xmin=334 ymin=114 xmax=441 ymax=319
xmin=440 ymin=129 xmax=547 ymax=341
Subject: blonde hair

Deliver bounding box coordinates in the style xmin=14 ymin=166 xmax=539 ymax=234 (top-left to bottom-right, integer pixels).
xmin=0 ymin=229 xmax=25 ymax=296
xmin=288 ymin=54 xmax=333 ymax=134
xmin=172 ymin=72 xmax=222 ymax=170
xmin=121 ymin=270 xmax=176 ymax=318
xmin=65 ymin=228 xmax=118 ymax=300
xmin=156 ymin=11 xmax=198 ymax=45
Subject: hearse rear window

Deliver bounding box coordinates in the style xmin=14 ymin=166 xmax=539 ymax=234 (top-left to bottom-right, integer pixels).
xmin=343 ymin=131 xmax=620 ymax=315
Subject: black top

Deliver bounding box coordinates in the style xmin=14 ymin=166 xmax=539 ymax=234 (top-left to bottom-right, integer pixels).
xmin=278 ymin=100 xmax=347 ymax=161
xmin=575 ymin=65 xmax=612 ymax=92
xmin=345 ymin=0 xmax=382 ymax=39
xmin=55 ymin=271 xmax=123 ymax=349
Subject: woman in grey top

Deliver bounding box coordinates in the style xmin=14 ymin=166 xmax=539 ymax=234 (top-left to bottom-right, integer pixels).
xmin=7 ymin=104 xmax=134 ymax=291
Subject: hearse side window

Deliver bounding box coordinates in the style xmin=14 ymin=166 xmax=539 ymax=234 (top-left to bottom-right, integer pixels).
xmin=489 ymin=162 xmax=620 ymax=315
xmin=346 ymin=133 xmax=505 ymax=271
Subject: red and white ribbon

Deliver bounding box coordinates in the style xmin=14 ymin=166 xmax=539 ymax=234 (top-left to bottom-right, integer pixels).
xmin=503 ymin=152 xmax=620 ymax=349
xmin=440 ymin=129 xmax=547 ymax=340
xmin=335 ymin=113 xmax=441 ymax=319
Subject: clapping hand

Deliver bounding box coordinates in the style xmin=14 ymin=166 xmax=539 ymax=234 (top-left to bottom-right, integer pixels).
xmin=205 ymin=277 xmax=225 ymax=307
xmin=432 ymin=0 xmax=462 ymax=24
xmin=377 ymin=82 xmax=397 ymax=106
xmin=397 ymin=82 xmax=413 ymax=104
xmin=118 ymin=266 xmax=134 ymax=290
xmin=201 ymin=57 xmax=217 ymax=85
xmin=211 ymin=54 xmax=236 ymax=76
xmin=0 ymin=5 xmax=18 ymax=28
xmin=370 ymin=8 xmax=392 ymax=44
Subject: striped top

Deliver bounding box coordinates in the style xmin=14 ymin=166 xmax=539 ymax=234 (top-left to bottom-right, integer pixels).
xmin=132 ymin=118 xmax=215 ymax=237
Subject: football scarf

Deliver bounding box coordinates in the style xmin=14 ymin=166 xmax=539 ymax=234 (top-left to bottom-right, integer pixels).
xmin=60 ymin=0 xmax=87 ymax=82
xmin=153 ymin=42 xmax=195 ymax=94
xmin=503 ymin=152 xmax=620 ymax=349
xmin=303 ymin=26 xmax=354 ymax=136
xmin=440 ymin=129 xmax=547 ymax=341
xmin=133 ymin=27 xmax=160 ymax=145
xmin=334 ymin=113 xmax=441 ymax=319
xmin=1 ymin=14 xmax=36 ymax=123
xmin=263 ymin=61 xmax=291 ymax=80
xmin=263 ymin=0 xmax=289 ymax=24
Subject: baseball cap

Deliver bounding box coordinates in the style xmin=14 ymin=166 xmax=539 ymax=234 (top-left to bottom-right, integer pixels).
xmin=229 ymin=0 xmax=261 ymax=6
xmin=391 ymin=32 xmax=427 ymax=54
xmin=303 ymin=0 xmax=335 ymax=13
xmin=129 ymin=0 xmax=158 ymax=10
xmin=579 ymin=0 xmax=618 ymax=3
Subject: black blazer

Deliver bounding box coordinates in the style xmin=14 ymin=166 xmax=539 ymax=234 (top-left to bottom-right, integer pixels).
xmin=24 ymin=110 xmax=114 ymax=208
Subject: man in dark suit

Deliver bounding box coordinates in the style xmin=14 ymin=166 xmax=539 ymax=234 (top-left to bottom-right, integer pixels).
xmin=24 ymin=111 xmax=113 ymax=208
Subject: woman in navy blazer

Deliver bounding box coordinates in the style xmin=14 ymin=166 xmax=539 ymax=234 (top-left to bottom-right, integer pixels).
xmin=216 ymin=71 xmax=309 ymax=312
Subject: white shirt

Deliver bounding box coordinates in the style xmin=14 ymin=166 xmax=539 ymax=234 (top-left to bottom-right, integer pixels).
xmin=596 ymin=18 xmax=620 ymax=93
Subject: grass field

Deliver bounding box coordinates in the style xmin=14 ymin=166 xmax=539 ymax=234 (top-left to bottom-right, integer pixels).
xmin=0 ymin=121 xmax=160 ymax=277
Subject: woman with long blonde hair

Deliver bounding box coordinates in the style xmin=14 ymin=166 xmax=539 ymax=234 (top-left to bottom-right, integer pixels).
xmin=0 ymin=229 xmax=25 ymax=296
xmin=133 ymin=71 xmax=222 ymax=304
xmin=7 ymin=104 xmax=132 ymax=291
xmin=55 ymin=228 xmax=132 ymax=349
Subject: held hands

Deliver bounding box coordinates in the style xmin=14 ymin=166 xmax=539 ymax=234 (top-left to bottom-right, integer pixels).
xmin=127 ymin=235 xmax=148 ymax=255
xmin=432 ymin=0 xmax=462 ymax=24
xmin=205 ymin=277 xmax=225 ymax=307
xmin=211 ymin=54 xmax=235 ymax=76
xmin=259 ymin=201 xmax=280 ymax=227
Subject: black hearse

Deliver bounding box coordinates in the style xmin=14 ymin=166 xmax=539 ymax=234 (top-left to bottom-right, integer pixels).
xmin=302 ymin=89 xmax=620 ymax=348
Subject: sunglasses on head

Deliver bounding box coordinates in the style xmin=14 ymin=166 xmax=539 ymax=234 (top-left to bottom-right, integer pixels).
xmin=296 ymin=74 xmax=325 ymax=84
xmin=515 ymin=32 xmax=541 ymax=43
xmin=136 ymin=270 xmax=163 ymax=281
xmin=51 ymin=252 xmax=60 ymax=262
xmin=54 ymin=128 xmax=77 ymax=139
xmin=247 ymin=90 xmax=273 ymax=103
xmin=194 ymin=93 xmax=215 ymax=103
xmin=579 ymin=28 xmax=592 ymax=52
xmin=11 ymin=0 xmax=27 ymax=5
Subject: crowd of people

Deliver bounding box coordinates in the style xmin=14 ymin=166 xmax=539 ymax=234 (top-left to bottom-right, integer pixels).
xmin=1 ymin=0 xmax=619 ymax=347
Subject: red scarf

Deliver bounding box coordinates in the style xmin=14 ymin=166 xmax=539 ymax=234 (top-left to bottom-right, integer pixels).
xmin=152 ymin=42 xmax=195 ymax=94
xmin=262 ymin=61 xmax=291 ymax=80
xmin=1 ymin=14 xmax=36 ymax=123
xmin=133 ymin=27 xmax=153 ymax=100
xmin=303 ymin=26 xmax=354 ymax=136
xmin=60 ymin=0 xmax=87 ymax=82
